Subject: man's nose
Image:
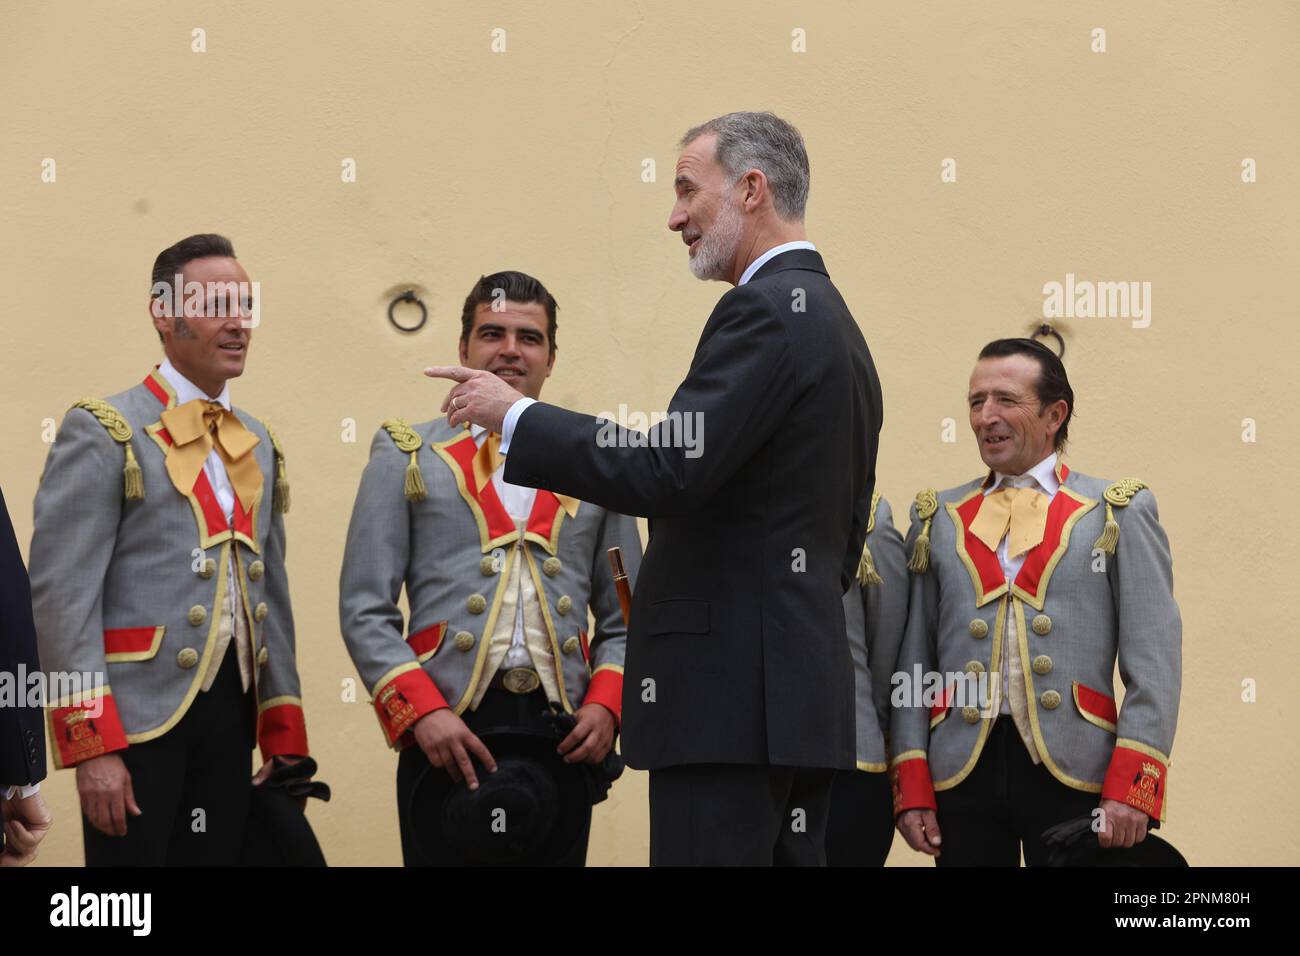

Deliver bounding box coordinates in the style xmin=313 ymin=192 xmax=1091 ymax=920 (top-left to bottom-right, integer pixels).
xmin=500 ymin=335 xmax=522 ymax=356
xmin=668 ymin=203 xmax=687 ymax=232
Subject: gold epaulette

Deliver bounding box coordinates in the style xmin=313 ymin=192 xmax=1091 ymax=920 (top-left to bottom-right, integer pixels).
xmin=71 ymin=398 xmax=142 ymax=501
xmin=857 ymin=490 xmax=883 ymax=586
xmin=1093 ymin=478 xmax=1147 ymax=555
xmin=382 ymin=419 xmax=427 ymax=502
xmin=906 ymin=488 xmax=939 ymax=573
xmin=263 ymin=421 xmax=291 ymax=515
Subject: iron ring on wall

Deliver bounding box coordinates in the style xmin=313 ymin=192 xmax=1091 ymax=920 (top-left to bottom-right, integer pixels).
xmin=1032 ymin=322 xmax=1065 ymax=360
xmin=388 ymin=290 xmax=428 ymax=333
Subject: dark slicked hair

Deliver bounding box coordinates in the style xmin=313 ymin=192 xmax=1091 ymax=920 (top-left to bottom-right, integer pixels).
xmin=977 ymin=338 xmax=1075 ymax=451
xmin=459 ymin=271 xmax=558 ymax=356
xmin=150 ymin=233 xmax=237 ymax=342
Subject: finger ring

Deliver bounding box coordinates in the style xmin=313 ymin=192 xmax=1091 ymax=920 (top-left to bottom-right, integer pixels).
xmin=453 ymin=396 xmax=462 ymax=410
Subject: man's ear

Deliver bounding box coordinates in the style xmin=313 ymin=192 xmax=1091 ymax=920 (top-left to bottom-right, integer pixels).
xmin=741 ymin=169 xmax=767 ymax=212
xmin=458 ymin=337 xmax=469 ymax=366
xmin=150 ymin=297 xmax=170 ymax=338
xmin=545 ymin=350 xmax=556 ymax=378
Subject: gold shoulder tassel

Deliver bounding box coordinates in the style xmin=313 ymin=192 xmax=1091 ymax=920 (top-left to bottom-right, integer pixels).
xmin=382 ymin=419 xmax=426 ymax=502
xmin=906 ymin=489 xmax=938 ymax=573
xmin=858 ymin=491 xmax=883 ymax=586
xmin=259 ymin=422 xmax=291 ymax=515
xmin=71 ymin=398 xmax=143 ymax=501
xmin=1093 ymin=478 xmax=1147 ymax=555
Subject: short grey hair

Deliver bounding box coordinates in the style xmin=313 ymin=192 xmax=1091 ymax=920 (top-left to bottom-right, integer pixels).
xmin=679 ymin=111 xmax=810 ymax=221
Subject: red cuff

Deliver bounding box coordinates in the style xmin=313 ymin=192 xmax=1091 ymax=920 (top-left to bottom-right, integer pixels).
xmin=1102 ymin=743 xmax=1167 ymax=820
xmin=50 ymin=693 xmax=129 ymax=769
xmin=582 ymin=667 xmax=623 ymax=726
xmin=891 ymin=755 xmax=937 ymax=816
xmin=375 ymin=667 xmax=448 ymax=746
xmin=258 ymin=702 xmax=310 ymax=763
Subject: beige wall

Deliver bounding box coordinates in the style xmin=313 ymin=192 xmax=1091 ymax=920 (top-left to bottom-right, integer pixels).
xmin=2 ymin=0 xmax=1296 ymax=866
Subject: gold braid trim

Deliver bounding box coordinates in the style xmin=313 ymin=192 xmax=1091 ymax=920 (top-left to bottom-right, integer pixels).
xmin=858 ymin=490 xmax=883 ymax=586
xmin=382 ymin=419 xmax=427 ymax=502
xmin=906 ymin=488 xmax=938 ymax=573
xmin=1093 ymin=478 xmax=1147 ymax=555
xmin=71 ymin=399 xmax=143 ymax=501
xmin=261 ymin=422 xmax=291 ymax=515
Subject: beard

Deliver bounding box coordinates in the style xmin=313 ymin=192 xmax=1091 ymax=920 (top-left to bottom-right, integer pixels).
xmin=688 ymin=198 xmax=744 ymax=281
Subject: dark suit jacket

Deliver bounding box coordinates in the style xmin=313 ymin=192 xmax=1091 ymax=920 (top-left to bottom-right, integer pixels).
xmin=0 ymin=485 xmax=47 ymax=791
xmin=505 ymin=249 xmax=882 ymax=770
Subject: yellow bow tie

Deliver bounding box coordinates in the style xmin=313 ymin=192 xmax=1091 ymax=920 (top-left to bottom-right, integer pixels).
xmin=159 ymin=399 xmax=263 ymax=509
xmin=472 ymin=431 xmax=578 ymax=519
xmin=969 ymin=484 xmax=1049 ymax=558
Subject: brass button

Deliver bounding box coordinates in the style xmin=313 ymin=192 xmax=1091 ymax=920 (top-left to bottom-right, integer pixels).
xmin=1032 ymin=614 xmax=1052 ymax=636
xmin=562 ymin=636 xmax=581 ymax=656
xmin=257 ymin=646 xmax=269 ymax=666
xmin=1032 ymin=655 xmax=1053 ymax=675
xmin=254 ymin=602 xmax=268 ymax=622
xmin=968 ymin=618 xmax=989 ymax=639
xmin=479 ymin=555 xmax=499 ymax=576
xmin=467 ymin=594 xmax=487 ymax=615
xmin=1040 ymin=690 xmax=1061 ymax=710
xmin=964 ymin=660 xmax=985 ymax=674
xmin=197 ymin=558 xmax=216 ymax=579
xmin=961 ymin=706 xmax=981 ymax=724
xmin=556 ymin=595 xmax=572 ymax=616
xmin=453 ymin=631 xmax=475 ymax=652
xmin=176 ymin=647 xmax=199 ymax=669
xmin=542 ymin=557 xmax=562 ymax=577
xmin=188 ymin=605 xmax=207 ymax=626
xmin=248 ymin=560 xmax=265 ymax=581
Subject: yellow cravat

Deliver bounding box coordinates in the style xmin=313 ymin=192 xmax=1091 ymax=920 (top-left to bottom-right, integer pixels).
xmin=159 ymin=399 xmax=263 ymax=508
xmin=970 ymin=484 xmax=1049 ymax=558
xmin=472 ymin=430 xmax=579 ymax=519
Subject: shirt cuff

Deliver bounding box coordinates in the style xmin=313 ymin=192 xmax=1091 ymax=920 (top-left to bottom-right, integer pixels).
xmin=498 ymin=396 xmax=538 ymax=454
xmin=3 ymin=783 xmax=40 ymax=800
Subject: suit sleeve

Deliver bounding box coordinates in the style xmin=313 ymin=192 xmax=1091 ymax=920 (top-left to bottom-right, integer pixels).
xmin=889 ymin=498 xmax=939 ymax=815
xmin=1101 ymin=490 xmax=1181 ymax=821
xmin=504 ymin=284 xmax=797 ymax=518
xmin=339 ymin=429 xmax=447 ymax=748
xmin=0 ymin=486 xmax=46 ymax=787
xmin=29 ymin=408 xmax=130 ymax=768
xmin=864 ymin=498 xmax=908 ymax=743
xmin=580 ymin=510 xmax=642 ymax=724
xmin=254 ymin=436 xmax=309 ymax=762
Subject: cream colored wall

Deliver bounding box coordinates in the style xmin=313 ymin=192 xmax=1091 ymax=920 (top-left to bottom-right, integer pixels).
xmin=2 ymin=0 xmax=1296 ymax=866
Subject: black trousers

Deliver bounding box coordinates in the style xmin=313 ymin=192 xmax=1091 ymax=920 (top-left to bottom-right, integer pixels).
xmin=396 ymin=689 xmax=593 ymax=867
xmin=933 ymin=716 xmax=1100 ymax=867
xmin=82 ymin=648 xmax=256 ymax=866
xmin=826 ymin=769 xmax=895 ymax=867
xmin=648 ymin=763 xmax=837 ymax=866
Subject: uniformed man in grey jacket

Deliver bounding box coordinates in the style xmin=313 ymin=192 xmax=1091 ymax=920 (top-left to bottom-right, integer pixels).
xmin=340 ymin=271 xmax=641 ymax=866
xmin=892 ymin=338 xmax=1181 ymax=866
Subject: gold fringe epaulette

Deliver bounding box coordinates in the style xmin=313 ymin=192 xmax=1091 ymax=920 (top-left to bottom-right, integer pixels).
xmin=1093 ymin=478 xmax=1147 ymax=555
xmin=382 ymin=419 xmax=426 ymax=502
xmin=71 ymin=398 xmax=142 ymax=501
xmin=906 ymin=488 xmax=938 ymax=573
xmin=857 ymin=491 xmax=883 ymax=586
xmin=262 ymin=421 xmax=291 ymax=515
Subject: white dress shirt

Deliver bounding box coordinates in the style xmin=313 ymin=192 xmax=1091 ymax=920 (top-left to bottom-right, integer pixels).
xmin=984 ymin=451 xmax=1060 ymax=714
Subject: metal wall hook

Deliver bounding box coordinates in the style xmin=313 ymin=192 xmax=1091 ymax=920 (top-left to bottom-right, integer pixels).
xmin=1032 ymin=322 xmax=1065 ymax=360
xmin=388 ymin=290 xmax=428 ymax=333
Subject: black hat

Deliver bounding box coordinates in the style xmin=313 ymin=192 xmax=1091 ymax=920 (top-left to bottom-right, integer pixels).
xmin=1042 ymin=814 xmax=1188 ymax=867
xmin=241 ymin=755 xmax=331 ymax=867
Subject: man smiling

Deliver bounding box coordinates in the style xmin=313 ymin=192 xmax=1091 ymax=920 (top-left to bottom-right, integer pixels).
xmin=891 ymin=338 xmax=1181 ymax=866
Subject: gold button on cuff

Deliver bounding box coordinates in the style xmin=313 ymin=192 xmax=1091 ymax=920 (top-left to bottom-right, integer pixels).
xmin=556 ymin=595 xmax=572 ymax=616
xmin=454 ymin=631 xmax=475 ymax=651
xmin=257 ymin=646 xmax=269 ymax=666
xmin=968 ymin=619 xmax=989 ymax=639
xmin=542 ymin=557 xmax=562 ymax=577
xmin=1040 ymin=690 xmax=1061 ymax=710
xmin=248 ymin=560 xmax=265 ymax=581
xmin=197 ymin=558 xmax=216 ymax=579
xmin=964 ymin=660 xmax=985 ymax=674
xmin=1032 ymin=655 xmax=1053 ymax=675
xmin=1032 ymin=614 xmax=1052 ymax=636
xmin=177 ymin=647 xmax=199 ymax=669
xmin=254 ymin=602 xmax=268 ymax=622
xmin=961 ymin=706 xmax=981 ymax=724
xmin=479 ymin=555 xmax=499 ymax=576
xmin=188 ymin=605 xmax=207 ymax=626
xmin=561 ymin=636 xmax=581 ymax=656
xmin=467 ymin=594 xmax=487 ymax=615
